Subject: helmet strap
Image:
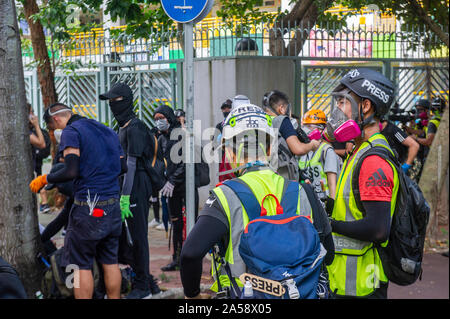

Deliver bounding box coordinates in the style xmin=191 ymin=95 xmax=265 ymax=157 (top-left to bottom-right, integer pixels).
xmin=358 ymin=103 xmax=376 ymax=139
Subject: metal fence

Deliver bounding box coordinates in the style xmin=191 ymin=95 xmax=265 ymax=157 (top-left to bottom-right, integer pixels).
xmin=22 ymin=22 xmax=449 ymax=67
xmin=25 ymin=65 xmax=179 ymax=129
xmin=23 ymin=23 xmax=449 ymax=127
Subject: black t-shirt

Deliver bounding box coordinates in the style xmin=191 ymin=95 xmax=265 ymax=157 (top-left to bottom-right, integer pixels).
xmin=118 ymin=118 xmax=153 ymax=170
xmin=381 ymin=121 xmax=409 ymax=163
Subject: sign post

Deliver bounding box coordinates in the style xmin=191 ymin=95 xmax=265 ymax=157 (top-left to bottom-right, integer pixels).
xmin=161 ymin=0 xmax=214 ymax=236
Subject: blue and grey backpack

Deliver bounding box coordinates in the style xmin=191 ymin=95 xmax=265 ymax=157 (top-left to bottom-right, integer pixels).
xmin=222 ymin=179 xmax=326 ymax=299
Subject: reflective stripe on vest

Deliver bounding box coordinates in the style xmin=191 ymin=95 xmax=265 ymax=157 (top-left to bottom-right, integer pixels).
xmin=298 ymin=142 xmax=331 ymax=193
xmin=210 ymin=169 xmax=312 ymax=289
xmin=327 ymin=133 xmax=399 ymax=297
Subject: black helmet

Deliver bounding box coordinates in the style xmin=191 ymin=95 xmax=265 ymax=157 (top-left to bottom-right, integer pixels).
xmin=334 ymin=68 xmax=395 ymax=118
xmin=174 ymin=109 xmax=185 ymax=118
xmin=415 ymin=99 xmax=431 ymax=109
xmin=235 ymin=38 xmax=258 ymax=53
xmin=431 ymin=96 xmax=446 ymax=112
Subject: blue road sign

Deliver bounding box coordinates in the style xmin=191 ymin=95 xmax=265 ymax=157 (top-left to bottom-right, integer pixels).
xmin=161 ymin=0 xmax=214 ymax=24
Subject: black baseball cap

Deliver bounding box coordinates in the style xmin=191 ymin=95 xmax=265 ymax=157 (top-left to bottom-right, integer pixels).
xmin=99 ymin=83 xmax=133 ymax=100
xmin=221 ymin=99 xmax=232 ymax=109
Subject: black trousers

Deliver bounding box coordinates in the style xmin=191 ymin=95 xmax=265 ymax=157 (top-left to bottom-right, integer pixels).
xmin=119 ymin=171 xmax=152 ymax=290
xmin=151 ymin=189 xmax=160 ymax=221
xmin=167 ymin=186 xmax=199 ymax=261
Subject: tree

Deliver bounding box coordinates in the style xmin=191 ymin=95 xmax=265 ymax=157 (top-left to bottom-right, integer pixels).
xmin=0 ymin=0 xmax=43 ymax=297
xmin=20 ymin=0 xmax=57 ymax=107
xmin=216 ymin=0 xmax=449 ymax=56
xmin=419 ymin=107 xmax=449 ymax=247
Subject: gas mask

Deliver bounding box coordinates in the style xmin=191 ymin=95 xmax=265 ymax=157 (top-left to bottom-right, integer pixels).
xmin=302 ymin=124 xmax=324 ymax=141
xmin=324 ymin=90 xmax=371 ymax=143
xmin=415 ymin=111 xmax=429 ymax=127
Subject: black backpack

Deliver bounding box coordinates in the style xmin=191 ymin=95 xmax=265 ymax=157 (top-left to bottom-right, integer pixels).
xmin=352 ymin=146 xmax=430 ymax=286
xmin=194 ymin=145 xmax=210 ymax=188
xmin=35 ymin=129 xmax=51 ymax=160
xmin=0 ymin=257 xmax=28 ymax=299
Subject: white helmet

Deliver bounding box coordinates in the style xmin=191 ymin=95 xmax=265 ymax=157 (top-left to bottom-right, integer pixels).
xmin=221 ymin=104 xmax=275 ymax=141
xmin=219 ymin=104 xmax=276 ymax=176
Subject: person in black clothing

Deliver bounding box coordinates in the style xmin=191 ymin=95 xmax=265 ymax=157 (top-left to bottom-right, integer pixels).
xmin=331 ymin=141 xmax=355 ymax=161
xmin=154 ymin=104 xmax=199 ymax=271
xmin=379 ymin=119 xmax=419 ymax=174
xmin=215 ymin=99 xmax=232 ymax=134
xmin=100 ymin=83 xmax=161 ymax=299
xmin=0 ymin=257 xmax=28 ymax=299
xmin=27 ymin=103 xmax=51 ymax=213
xmin=40 ymin=163 xmax=74 ymax=254
xmin=174 ymin=108 xmax=186 ymax=128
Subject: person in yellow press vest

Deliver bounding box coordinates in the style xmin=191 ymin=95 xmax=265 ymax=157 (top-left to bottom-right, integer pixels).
xmin=412 ymin=96 xmax=446 ymax=148
xmin=323 ymin=68 xmax=400 ymax=299
xmin=179 ymin=104 xmax=335 ymax=299
xmin=298 ymin=109 xmax=342 ymax=201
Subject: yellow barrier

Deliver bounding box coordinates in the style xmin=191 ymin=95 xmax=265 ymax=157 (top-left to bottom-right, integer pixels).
xmin=73 ymin=104 xmax=97 ymax=118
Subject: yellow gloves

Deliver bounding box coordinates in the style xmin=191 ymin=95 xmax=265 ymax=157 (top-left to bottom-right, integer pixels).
xmin=29 ymin=175 xmax=48 ymax=193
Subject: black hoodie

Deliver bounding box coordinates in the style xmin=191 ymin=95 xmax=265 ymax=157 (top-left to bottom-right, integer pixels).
xmin=154 ymin=105 xmax=185 ymax=187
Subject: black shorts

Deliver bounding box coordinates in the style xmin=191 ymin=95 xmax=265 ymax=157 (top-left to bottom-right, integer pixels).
xmin=62 ymin=200 xmax=122 ymax=270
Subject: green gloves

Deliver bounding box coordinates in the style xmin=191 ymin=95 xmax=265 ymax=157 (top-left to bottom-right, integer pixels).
xmin=120 ymin=195 xmax=133 ymax=221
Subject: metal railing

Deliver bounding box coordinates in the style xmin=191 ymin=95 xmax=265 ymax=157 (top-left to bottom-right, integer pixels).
xmin=22 ymin=21 xmax=449 ymax=68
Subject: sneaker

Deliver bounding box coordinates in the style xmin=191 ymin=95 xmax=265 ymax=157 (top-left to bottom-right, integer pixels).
xmin=148 ymin=218 xmax=161 ymax=228
xmin=155 ymin=223 xmax=166 ymax=231
xmin=161 ymin=260 xmax=179 ymax=272
xmin=125 ymin=288 xmax=152 ymax=299
xmin=39 ymin=204 xmax=51 ymax=214
xmin=149 ymin=276 xmax=162 ymax=296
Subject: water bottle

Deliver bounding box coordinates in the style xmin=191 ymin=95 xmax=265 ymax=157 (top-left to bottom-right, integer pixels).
xmin=241 ymin=281 xmax=254 ymax=299
xmin=35 ymin=291 xmax=43 ymax=299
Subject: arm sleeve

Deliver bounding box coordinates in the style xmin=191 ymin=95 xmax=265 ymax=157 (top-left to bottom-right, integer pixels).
xmin=121 ymin=156 xmax=137 ymax=196
xmin=46 ymin=154 xmax=79 ymax=183
xmin=180 ymin=215 xmax=228 ymax=298
xmin=330 ymin=201 xmax=391 ymax=243
xmin=41 ymin=197 xmax=73 ymax=242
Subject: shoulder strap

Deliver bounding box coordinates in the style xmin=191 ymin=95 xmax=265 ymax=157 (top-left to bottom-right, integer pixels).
xmin=351 ymin=145 xmax=401 ymax=213
xmin=272 ymin=115 xmax=287 ymax=129
xmin=280 ymin=179 xmax=299 ymax=216
xmin=151 ymin=135 xmax=158 ymax=167
xmin=299 ymin=181 xmax=330 ymax=239
xmin=222 ymin=179 xmax=261 ymax=221
xmin=223 ymin=177 xmax=300 ymax=220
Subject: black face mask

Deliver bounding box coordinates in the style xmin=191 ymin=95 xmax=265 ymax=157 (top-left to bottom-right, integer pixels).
xmin=109 ymin=97 xmax=135 ymax=127
xmin=223 ymin=111 xmax=230 ymax=118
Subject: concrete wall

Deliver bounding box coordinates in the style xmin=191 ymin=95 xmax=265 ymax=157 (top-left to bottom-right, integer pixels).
xmin=192 ymin=57 xmax=295 ymax=206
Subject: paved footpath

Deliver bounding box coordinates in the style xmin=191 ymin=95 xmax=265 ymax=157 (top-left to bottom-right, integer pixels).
xmin=39 ymin=208 xmax=448 ymax=299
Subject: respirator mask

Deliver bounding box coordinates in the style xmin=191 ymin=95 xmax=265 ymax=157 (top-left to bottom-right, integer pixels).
xmin=324 ymin=89 xmax=365 ymax=143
